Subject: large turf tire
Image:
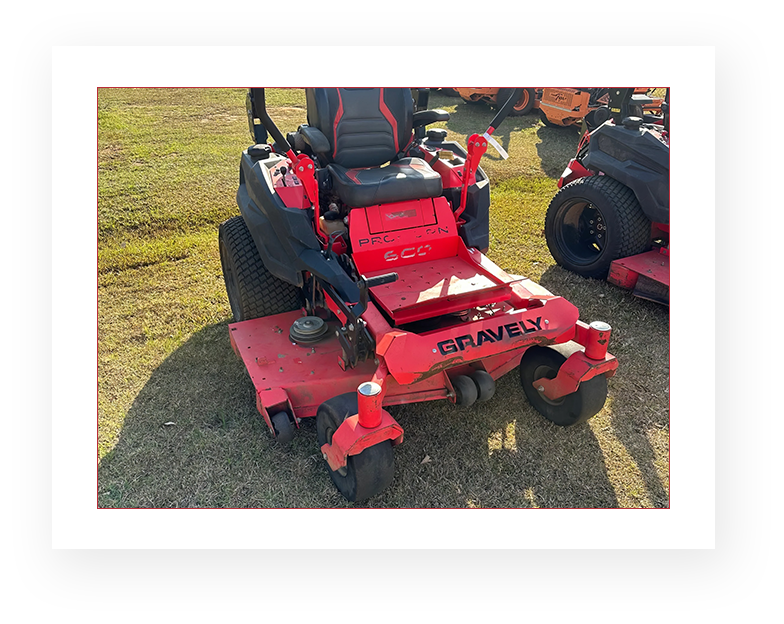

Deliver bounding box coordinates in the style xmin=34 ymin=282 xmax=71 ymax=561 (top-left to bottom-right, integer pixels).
xmin=520 ymin=347 xmax=608 ymax=427
xmin=497 ymin=88 xmax=536 ymax=116
xmin=218 ymin=216 xmax=304 ymax=321
xmin=316 ymin=393 xmax=395 ymax=503
xmin=545 ymin=175 xmax=652 ymax=279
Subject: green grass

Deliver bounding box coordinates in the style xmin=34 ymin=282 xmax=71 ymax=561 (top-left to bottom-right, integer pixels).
xmin=97 ymin=88 xmax=669 ymax=508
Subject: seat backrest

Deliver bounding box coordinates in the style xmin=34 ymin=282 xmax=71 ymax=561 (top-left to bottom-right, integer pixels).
xmin=305 ymin=88 xmax=413 ymax=168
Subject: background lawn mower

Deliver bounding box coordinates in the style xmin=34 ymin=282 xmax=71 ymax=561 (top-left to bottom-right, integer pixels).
xmin=218 ymin=87 xmax=619 ymax=502
xmin=545 ymin=88 xmax=670 ymax=304
xmin=452 ymin=87 xmax=539 ymax=117
xmin=539 ymin=87 xmax=664 ymax=130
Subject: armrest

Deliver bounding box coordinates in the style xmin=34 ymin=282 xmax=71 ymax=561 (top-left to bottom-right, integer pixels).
xmin=412 ymin=109 xmax=450 ymax=128
xmin=298 ymin=124 xmax=331 ymax=154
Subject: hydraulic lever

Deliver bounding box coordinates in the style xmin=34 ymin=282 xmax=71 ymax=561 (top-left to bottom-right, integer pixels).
xmin=454 ymin=88 xmax=523 ymax=223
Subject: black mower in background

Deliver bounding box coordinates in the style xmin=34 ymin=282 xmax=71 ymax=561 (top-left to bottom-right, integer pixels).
xmin=545 ymin=88 xmax=670 ymax=304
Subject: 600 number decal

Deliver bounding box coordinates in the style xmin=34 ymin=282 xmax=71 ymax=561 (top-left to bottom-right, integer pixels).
xmin=384 ymin=244 xmax=432 ymax=262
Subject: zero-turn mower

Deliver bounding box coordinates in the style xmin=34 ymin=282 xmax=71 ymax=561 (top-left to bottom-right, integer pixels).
xmin=453 ymin=87 xmax=538 ymax=116
xmin=539 ymin=87 xmax=664 ymax=130
xmin=545 ymin=88 xmax=670 ymax=304
xmin=219 ymin=88 xmax=618 ymax=502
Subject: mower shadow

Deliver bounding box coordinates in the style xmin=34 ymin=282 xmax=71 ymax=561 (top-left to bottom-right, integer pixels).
xmin=430 ymin=90 xmax=583 ymax=174
xmin=97 ymin=309 xmax=668 ymax=508
xmin=536 ymin=265 xmax=671 ymax=507
xmin=437 ymin=97 xmax=540 ymax=157
xmin=535 ymin=124 xmax=584 ymax=179
xmin=98 ymin=321 xmax=297 ymax=508
xmin=386 ymin=372 xmax=622 ymax=508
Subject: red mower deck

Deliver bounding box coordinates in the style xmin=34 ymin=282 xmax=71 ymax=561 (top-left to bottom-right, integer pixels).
xmin=230 ymin=286 xmax=618 ymax=425
xmin=608 ymin=248 xmax=670 ymax=305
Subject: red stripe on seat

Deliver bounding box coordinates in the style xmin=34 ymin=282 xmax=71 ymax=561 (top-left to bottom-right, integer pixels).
xmin=378 ymin=88 xmax=399 ymax=153
xmin=345 ymin=169 xmax=363 ymax=185
xmin=332 ymin=89 xmax=344 ymax=158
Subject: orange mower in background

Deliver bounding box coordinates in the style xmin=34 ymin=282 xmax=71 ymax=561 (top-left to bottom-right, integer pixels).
xmin=539 ymin=88 xmax=664 ymax=129
xmin=453 ymin=87 xmax=538 ymax=116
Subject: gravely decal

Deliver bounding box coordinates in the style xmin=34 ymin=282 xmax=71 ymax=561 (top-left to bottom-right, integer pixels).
xmin=437 ymin=317 xmax=543 ymax=355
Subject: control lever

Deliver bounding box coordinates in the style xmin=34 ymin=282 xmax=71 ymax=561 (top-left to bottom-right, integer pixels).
xmin=335 ymin=272 xmax=399 ymax=370
xmin=324 ymin=231 xmax=343 ymax=258
xmin=356 ymin=273 xmax=399 ymax=316
xmin=454 ymin=88 xmax=523 ymax=222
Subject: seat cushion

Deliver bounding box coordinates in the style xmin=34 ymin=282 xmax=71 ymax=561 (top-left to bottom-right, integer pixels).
xmin=328 ymin=157 xmax=443 ymax=208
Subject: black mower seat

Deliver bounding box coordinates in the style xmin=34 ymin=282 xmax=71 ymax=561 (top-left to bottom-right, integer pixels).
xmin=328 ymin=157 xmax=443 ymax=208
xmin=305 ymin=88 xmax=444 ymax=207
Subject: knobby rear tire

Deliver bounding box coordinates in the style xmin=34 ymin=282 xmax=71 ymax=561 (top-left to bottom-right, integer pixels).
xmin=218 ymin=215 xmax=304 ymax=321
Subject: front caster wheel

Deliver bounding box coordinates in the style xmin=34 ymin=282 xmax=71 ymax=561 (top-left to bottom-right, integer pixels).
xmin=520 ymin=347 xmax=608 ymax=427
xmin=271 ymin=411 xmax=295 ymax=445
xmin=316 ymin=393 xmax=395 ymax=502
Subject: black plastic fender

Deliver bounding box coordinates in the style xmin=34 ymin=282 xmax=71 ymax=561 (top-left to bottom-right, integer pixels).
xmin=236 ymin=151 xmax=360 ymax=302
xmin=583 ymin=122 xmax=669 ymax=225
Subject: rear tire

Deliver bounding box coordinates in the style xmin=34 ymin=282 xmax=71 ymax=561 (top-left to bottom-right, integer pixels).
xmin=497 ymin=88 xmax=536 ymax=116
xmin=545 ymin=175 xmax=652 ymax=279
xmin=218 ymin=216 xmax=304 ymax=321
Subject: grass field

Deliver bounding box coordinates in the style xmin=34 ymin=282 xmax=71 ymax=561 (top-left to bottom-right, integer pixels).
xmin=97 ymin=88 xmax=669 ymax=508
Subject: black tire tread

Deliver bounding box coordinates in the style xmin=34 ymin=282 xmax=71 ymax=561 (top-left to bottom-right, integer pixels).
xmin=580 ymin=176 xmax=651 ymax=259
xmin=545 ymin=175 xmax=651 ymax=278
xmin=219 ymin=216 xmax=303 ymax=321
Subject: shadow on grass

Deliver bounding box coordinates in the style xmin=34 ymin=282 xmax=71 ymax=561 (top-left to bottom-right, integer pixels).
xmin=97 ymin=321 xmax=310 ymax=508
xmin=536 ymin=265 xmax=671 ymax=507
xmin=431 ymin=90 xmax=583 ymax=174
xmin=97 ymin=307 xmax=672 ymax=508
xmin=535 ymin=124 xmax=583 ymax=178
xmin=394 ymin=371 xmax=623 ymax=508
xmin=439 ymin=98 xmax=540 ymax=151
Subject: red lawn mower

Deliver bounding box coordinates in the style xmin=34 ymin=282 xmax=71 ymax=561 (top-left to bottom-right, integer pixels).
xmin=219 ymin=88 xmax=618 ymax=502
xmin=546 ymin=88 xmax=670 ymax=304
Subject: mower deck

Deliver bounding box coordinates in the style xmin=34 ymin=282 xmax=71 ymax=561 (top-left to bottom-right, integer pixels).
xmin=608 ymin=249 xmax=670 ymax=305
xmin=228 ymin=256 xmax=600 ymax=428
xmin=229 ymin=309 xmax=527 ymax=428
xmin=230 ymin=311 xmax=374 ymax=423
